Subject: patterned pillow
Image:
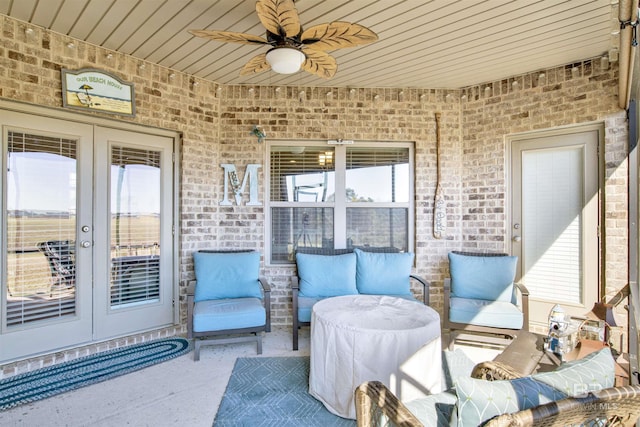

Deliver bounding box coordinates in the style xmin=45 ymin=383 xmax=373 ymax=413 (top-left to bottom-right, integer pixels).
xmin=403 ymin=390 xmax=458 ymax=427
xmin=532 ymin=347 xmax=615 ymax=396
xmin=455 ymin=347 xmax=616 ymax=426
xmin=455 ymin=376 xmax=566 ymax=427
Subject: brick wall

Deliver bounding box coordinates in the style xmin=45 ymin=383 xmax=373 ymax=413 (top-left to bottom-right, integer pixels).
xmin=216 ymin=63 xmax=626 ymax=326
xmin=0 ymin=15 xmax=629 ymax=373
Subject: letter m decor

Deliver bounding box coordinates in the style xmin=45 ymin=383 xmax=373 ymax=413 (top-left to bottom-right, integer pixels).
xmin=220 ymin=164 xmax=262 ymax=206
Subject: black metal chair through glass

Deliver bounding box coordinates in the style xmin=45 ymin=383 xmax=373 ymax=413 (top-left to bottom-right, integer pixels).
xmin=37 ymin=240 xmax=76 ymax=296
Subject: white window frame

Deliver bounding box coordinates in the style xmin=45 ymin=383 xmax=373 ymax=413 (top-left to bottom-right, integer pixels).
xmin=265 ymin=140 xmax=415 ymax=265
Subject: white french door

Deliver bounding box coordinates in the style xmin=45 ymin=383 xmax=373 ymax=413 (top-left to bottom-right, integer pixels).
xmin=1 ymin=111 xmax=93 ymax=361
xmin=510 ymin=126 xmax=600 ymax=328
xmin=1 ymin=110 xmax=175 ymax=362
xmin=93 ymin=127 xmax=174 ymax=340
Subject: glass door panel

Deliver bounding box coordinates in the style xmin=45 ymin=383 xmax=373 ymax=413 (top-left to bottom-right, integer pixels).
xmin=521 ymin=147 xmax=583 ymax=304
xmin=110 ymin=146 xmax=161 ymax=308
xmin=6 ymin=132 xmax=78 ymax=326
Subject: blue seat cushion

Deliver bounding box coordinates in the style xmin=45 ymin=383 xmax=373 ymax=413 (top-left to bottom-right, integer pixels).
xmin=296 ymin=252 xmax=357 ymax=298
xmin=448 ymin=252 xmax=517 ymax=302
xmin=193 ymin=297 xmax=265 ymax=332
xmin=193 ymin=251 xmax=261 ymax=302
xmin=449 ymin=297 xmax=523 ymax=329
xmin=355 ymin=249 xmax=414 ymax=296
xmin=297 ymin=295 xmax=325 ymax=323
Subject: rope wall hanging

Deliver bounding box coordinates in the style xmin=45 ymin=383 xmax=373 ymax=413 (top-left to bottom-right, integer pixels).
xmin=433 ymin=112 xmax=445 ymax=239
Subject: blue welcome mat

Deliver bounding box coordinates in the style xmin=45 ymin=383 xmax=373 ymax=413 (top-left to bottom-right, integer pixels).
xmin=0 ymin=337 xmax=191 ymax=411
xmin=214 ymin=356 xmax=355 ymax=426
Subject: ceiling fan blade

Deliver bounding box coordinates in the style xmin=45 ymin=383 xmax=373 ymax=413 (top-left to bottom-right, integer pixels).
xmin=256 ymin=0 xmax=301 ymax=38
xmin=240 ymin=53 xmax=271 ymax=76
xmin=189 ymin=29 xmax=268 ymax=45
xmin=301 ymin=22 xmax=378 ymax=51
xmin=301 ymin=50 xmax=336 ymax=79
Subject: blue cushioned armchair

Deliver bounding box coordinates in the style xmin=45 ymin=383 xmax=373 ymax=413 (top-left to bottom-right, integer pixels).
xmin=187 ymin=250 xmax=271 ymax=361
xmin=444 ymin=251 xmax=529 ymax=349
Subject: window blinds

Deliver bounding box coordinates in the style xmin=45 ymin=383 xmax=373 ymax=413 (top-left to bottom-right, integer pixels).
xmin=6 ymin=131 xmax=77 ymax=327
xmin=110 ymin=145 xmax=161 ymax=308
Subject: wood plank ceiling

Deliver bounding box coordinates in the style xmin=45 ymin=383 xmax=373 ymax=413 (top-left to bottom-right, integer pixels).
xmin=0 ymin=0 xmax=620 ymax=89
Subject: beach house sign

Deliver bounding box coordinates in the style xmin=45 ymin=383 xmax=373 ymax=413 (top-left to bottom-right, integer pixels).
xmin=61 ymin=68 xmax=135 ymax=117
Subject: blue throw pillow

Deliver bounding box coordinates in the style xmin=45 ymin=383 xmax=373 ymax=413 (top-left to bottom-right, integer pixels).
xmin=354 ymin=248 xmax=414 ymax=295
xmin=448 ymin=252 xmax=517 ymax=302
xmin=296 ymin=252 xmax=357 ymax=298
xmin=193 ymin=251 xmax=262 ymax=302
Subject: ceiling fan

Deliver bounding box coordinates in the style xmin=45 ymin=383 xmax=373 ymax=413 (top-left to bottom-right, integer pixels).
xmin=189 ymin=0 xmax=378 ymax=79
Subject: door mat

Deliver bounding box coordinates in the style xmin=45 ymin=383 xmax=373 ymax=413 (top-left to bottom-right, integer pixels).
xmin=0 ymin=337 xmax=191 ymax=411
xmin=214 ymin=356 xmax=355 ymax=426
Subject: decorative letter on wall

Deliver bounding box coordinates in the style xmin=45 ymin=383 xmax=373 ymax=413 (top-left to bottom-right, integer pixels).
xmin=220 ymin=164 xmax=262 ymax=206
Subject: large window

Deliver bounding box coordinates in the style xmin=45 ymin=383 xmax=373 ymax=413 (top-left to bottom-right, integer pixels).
xmin=267 ymin=142 xmax=414 ymax=264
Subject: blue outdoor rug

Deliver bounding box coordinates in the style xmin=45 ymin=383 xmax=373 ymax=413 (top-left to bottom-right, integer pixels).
xmin=214 ymin=356 xmax=356 ymax=426
xmin=0 ymin=337 xmax=191 ymax=411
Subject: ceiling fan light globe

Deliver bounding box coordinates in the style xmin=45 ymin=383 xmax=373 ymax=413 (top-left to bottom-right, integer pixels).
xmin=266 ymin=48 xmax=305 ymax=74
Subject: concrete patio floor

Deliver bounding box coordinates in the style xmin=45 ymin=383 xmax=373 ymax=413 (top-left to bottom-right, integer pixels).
xmin=0 ymin=327 xmax=500 ymax=427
